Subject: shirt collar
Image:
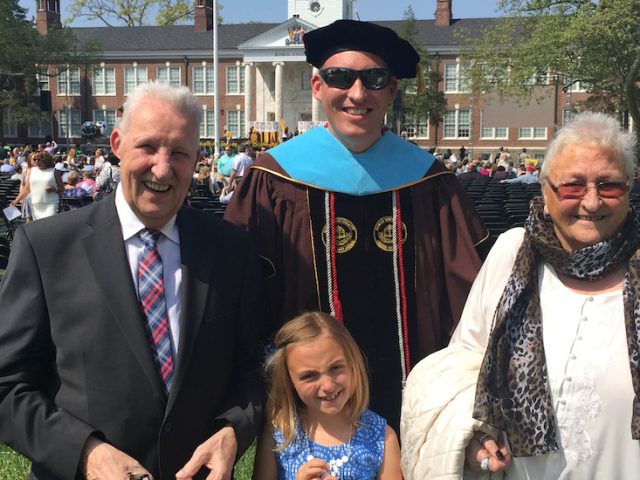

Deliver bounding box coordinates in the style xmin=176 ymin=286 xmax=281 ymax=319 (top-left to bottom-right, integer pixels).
xmin=115 ymin=183 xmax=180 ymax=244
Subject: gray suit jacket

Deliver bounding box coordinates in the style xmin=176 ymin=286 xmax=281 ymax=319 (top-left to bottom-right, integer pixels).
xmin=0 ymin=194 xmax=264 ymax=479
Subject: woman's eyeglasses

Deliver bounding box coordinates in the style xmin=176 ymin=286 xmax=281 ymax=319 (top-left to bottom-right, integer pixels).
xmin=546 ymin=178 xmax=629 ymax=200
xmin=318 ymin=68 xmax=391 ymax=90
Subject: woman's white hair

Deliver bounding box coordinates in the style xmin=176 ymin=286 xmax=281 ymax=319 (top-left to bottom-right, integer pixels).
xmin=118 ymin=81 xmax=202 ymax=144
xmin=540 ymin=112 xmax=637 ymax=180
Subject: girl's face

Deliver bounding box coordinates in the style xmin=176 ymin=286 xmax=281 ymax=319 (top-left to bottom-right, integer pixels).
xmin=286 ymin=335 xmax=353 ymax=421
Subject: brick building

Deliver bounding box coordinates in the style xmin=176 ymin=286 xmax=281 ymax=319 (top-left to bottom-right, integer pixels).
xmin=1 ymin=0 xmax=598 ymax=159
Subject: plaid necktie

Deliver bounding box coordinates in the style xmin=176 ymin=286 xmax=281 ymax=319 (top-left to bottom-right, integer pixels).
xmin=137 ymin=228 xmax=174 ymax=394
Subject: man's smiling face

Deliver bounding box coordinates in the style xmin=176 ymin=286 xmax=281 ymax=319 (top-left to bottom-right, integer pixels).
xmin=311 ymin=50 xmax=397 ymax=153
xmin=111 ymin=96 xmax=199 ymax=230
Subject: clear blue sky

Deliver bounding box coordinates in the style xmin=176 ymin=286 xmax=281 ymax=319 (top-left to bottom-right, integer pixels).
xmin=18 ymin=0 xmax=502 ymax=26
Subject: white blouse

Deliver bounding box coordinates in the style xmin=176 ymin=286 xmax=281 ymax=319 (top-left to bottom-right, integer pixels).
xmin=451 ymin=228 xmax=640 ymax=479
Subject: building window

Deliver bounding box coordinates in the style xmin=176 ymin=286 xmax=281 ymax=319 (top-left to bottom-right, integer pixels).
xmin=568 ymin=80 xmax=589 ymax=93
xmin=58 ymin=109 xmax=82 ymax=138
xmin=157 ymin=66 xmax=181 ymax=87
xmin=57 ymin=67 xmax=81 ymax=96
xmin=2 ymin=109 xmax=17 ymax=137
xmin=93 ymin=67 xmax=116 ymax=96
xmin=518 ymin=127 xmax=547 ymax=140
xmin=227 ymin=110 xmax=245 ymax=138
xmin=405 ymin=65 xmax=431 ymax=95
xmin=200 ymin=110 xmax=215 ymax=138
xmin=28 ymin=118 xmax=51 ymax=138
xmin=193 ymin=66 xmax=215 ymax=95
xmin=480 ymin=111 xmax=508 ymax=139
xmin=443 ymin=109 xmax=470 ymax=138
xmin=226 ymin=66 xmax=245 ymax=95
xmin=34 ymin=71 xmax=50 ymax=95
xmin=444 ymin=63 xmax=468 ymax=93
xmin=534 ymin=127 xmax=547 ymax=139
xmin=124 ymin=66 xmax=148 ymax=95
xmin=404 ymin=113 xmax=429 ymax=139
xmin=93 ymin=109 xmax=117 ymax=135
xmin=481 ymin=127 xmax=509 ymax=139
xmin=524 ymin=70 xmax=549 ymax=86
xmin=301 ymin=71 xmax=311 ymax=91
xmin=563 ymin=109 xmax=573 ymax=126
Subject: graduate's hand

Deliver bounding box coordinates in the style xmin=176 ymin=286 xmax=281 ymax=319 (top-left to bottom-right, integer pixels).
xmin=295 ymin=458 xmax=331 ymax=480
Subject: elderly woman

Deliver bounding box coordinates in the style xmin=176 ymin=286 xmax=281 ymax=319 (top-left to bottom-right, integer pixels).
xmin=401 ymin=112 xmax=640 ymax=479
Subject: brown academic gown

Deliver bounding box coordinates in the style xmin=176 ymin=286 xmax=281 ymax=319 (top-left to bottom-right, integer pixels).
xmin=225 ymin=154 xmax=489 ymax=431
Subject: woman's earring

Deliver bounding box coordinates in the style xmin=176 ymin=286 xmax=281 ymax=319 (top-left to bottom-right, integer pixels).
xmin=543 ymin=204 xmax=549 ymax=215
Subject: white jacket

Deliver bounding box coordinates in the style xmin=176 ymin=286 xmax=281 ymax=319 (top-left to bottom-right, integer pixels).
xmin=400 ymin=343 xmax=503 ymax=480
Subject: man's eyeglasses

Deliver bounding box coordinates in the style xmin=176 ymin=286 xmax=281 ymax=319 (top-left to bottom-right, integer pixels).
xmin=318 ymin=68 xmax=391 ymax=90
xmin=545 ymin=178 xmax=629 ymax=200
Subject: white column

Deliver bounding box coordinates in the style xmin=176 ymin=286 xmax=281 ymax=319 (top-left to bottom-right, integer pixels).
xmin=273 ymin=62 xmax=284 ymax=127
xmin=311 ymin=66 xmax=321 ymax=122
xmin=243 ymin=62 xmax=253 ymax=136
xmin=212 ymin=1 xmax=220 ymax=153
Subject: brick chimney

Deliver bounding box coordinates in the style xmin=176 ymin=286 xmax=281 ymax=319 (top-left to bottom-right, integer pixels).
xmin=194 ymin=0 xmax=213 ymax=32
xmin=36 ymin=0 xmax=61 ymax=35
xmin=434 ymin=0 xmax=452 ymax=27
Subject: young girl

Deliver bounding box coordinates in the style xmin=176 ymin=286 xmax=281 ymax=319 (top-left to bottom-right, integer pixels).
xmin=253 ymin=312 xmax=402 ymax=480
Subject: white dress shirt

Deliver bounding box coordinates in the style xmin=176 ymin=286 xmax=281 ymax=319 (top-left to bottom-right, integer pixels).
xmin=115 ymin=184 xmax=182 ymax=353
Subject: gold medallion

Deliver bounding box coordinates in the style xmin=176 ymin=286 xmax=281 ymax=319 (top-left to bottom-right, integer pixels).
xmin=374 ymin=216 xmax=407 ymax=252
xmin=321 ymin=217 xmax=357 ymax=253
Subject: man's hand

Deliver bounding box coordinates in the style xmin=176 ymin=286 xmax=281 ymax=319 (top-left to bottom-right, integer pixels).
xmin=175 ymin=426 xmax=237 ymax=480
xmin=81 ymin=436 xmax=153 ymax=480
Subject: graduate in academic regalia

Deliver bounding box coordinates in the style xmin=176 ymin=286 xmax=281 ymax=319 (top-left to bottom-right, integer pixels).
xmin=225 ymin=19 xmax=490 ymax=432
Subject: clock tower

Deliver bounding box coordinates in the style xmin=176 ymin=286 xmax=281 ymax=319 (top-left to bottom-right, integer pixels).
xmin=288 ymin=0 xmax=353 ymax=27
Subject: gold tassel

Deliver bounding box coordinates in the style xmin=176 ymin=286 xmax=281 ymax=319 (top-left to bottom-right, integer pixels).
xmin=416 ymin=63 xmax=425 ymax=95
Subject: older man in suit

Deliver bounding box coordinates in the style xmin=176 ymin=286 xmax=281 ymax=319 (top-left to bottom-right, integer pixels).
xmin=0 ymin=82 xmax=264 ymax=480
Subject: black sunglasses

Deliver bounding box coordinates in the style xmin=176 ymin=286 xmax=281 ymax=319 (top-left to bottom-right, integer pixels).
xmin=545 ymin=178 xmax=629 ymax=200
xmin=318 ymin=68 xmax=392 ymax=90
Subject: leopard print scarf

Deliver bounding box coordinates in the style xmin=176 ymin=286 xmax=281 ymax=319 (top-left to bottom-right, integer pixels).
xmin=473 ymin=197 xmax=640 ymax=457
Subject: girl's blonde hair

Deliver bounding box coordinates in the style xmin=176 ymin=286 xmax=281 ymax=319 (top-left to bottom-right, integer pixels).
xmin=265 ymin=311 xmax=369 ymax=450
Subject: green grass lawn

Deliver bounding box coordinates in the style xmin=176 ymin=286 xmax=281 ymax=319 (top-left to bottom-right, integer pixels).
xmin=0 ymin=444 xmax=30 ymax=480
xmin=0 ymin=443 xmax=255 ymax=480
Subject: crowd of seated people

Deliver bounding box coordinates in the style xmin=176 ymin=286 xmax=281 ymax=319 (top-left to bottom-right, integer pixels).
xmin=2 ymin=143 xmax=120 ymax=220
xmin=2 ymin=139 xmax=273 ymax=222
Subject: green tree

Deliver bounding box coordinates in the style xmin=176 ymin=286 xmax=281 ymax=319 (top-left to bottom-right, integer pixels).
xmin=0 ymin=0 xmax=98 ymax=129
xmin=461 ymin=0 xmax=640 ymax=143
xmin=67 ymin=0 xmax=224 ymax=27
xmin=390 ymin=6 xmax=446 ymax=140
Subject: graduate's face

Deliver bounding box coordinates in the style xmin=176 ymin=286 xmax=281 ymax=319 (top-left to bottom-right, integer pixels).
xmin=312 ymin=51 xmax=397 ymax=153
xmin=111 ymin=97 xmax=199 ymax=230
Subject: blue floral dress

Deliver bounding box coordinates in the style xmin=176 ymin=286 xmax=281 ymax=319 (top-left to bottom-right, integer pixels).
xmin=273 ymin=409 xmax=386 ymax=480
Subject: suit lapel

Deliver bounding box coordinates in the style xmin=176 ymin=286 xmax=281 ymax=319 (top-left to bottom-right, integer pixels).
xmin=166 ymin=208 xmax=211 ymax=412
xmin=84 ymin=196 xmax=167 ymax=401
